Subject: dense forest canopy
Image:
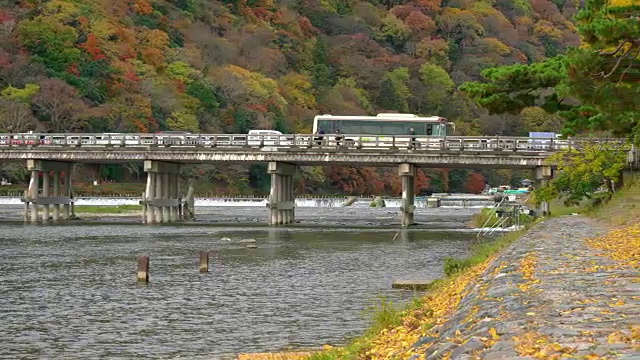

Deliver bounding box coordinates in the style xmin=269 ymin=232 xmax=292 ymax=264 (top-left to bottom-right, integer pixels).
xmin=0 ymin=0 xmax=632 ymax=195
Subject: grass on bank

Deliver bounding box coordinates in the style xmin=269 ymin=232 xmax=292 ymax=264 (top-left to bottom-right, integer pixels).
xmin=545 ymin=180 xmax=640 ymax=226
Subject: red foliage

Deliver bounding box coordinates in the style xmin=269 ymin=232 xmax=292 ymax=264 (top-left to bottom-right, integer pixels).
xmin=246 ymin=103 xmax=268 ymax=113
xmin=0 ymin=10 xmax=13 ymax=23
xmin=383 ymin=168 xmax=430 ymax=195
xmin=298 ymin=16 xmax=317 ymax=36
xmin=252 ymin=7 xmax=274 ymax=21
xmin=67 ymin=63 xmax=80 ymax=76
xmin=326 ymin=166 xmax=385 ymax=195
xmin=174 ymin=79 xmax=186 ymax=93
xmin=79 ymin=34 xmax=107 ymax=61
xmin=465 ymin=172 xmax=486 ymax=194
xmin=415 ymin=169 xmax=430 ymax=194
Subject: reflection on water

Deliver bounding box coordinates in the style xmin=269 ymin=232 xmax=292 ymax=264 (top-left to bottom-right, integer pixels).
xmin=0 ymin=222 xmax=476 ymax=358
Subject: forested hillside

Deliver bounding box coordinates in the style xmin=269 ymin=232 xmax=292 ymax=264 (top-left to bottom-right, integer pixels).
xmin=0 ymin=0 xmax=585 ymax=194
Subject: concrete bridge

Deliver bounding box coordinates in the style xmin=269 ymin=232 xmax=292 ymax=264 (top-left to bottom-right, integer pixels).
xmin=0 ymin=133 xmax=629 ymax=226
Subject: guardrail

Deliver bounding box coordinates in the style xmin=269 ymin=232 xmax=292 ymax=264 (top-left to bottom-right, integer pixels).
xmin=0 ymin=133 xmax=630 ymax=152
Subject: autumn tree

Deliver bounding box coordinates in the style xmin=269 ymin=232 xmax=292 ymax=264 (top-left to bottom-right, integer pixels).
xmin=31 ymin=79 xmax=89 ymax=132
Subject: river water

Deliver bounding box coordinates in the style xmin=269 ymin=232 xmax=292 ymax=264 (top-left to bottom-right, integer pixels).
xmin=0 ymin=206 xmax=487 ymax=359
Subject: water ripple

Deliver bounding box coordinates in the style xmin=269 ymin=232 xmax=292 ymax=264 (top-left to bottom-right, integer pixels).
xmin=0 ymin=215 xmax=478 ymax=358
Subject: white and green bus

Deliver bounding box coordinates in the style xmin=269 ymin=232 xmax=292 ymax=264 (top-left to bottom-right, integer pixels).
xmin=312 ymin=113 xmax=455 ymax=147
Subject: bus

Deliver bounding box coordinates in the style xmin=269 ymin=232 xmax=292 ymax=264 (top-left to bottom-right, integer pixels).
xmin=312 ymin=113 xmax=455 ymax=147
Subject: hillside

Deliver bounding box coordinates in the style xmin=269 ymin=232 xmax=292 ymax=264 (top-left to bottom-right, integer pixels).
xmin=0 ymin=0 xmax=580 ymax=194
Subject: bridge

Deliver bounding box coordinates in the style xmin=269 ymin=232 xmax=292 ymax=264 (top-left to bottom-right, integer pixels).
xmin=0 ymin=133 xmax=630 ymax=227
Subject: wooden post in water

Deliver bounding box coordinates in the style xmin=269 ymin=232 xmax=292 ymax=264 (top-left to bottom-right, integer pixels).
xmin=137 ymin=255 xmax=149 ymax=283
xmin=199 ymin=251 xmax=209 ymax=273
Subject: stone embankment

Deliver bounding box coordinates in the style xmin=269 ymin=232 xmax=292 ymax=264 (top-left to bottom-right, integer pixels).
xmin=377 ymin=216 xmax=639 ymax=360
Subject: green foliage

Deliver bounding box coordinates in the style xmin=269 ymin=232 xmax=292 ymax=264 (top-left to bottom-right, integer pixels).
xmin=167 ymin=110 xmax=200 ymax=132
xmin=533 ymin=142 xmax=629 ymax=206
xmin=419 ymin=63 xmax=454 ymax=113
xmin=459 ymin=56 xmax=568 ymax=115
xmin=362 ymin=296 xmax=404 ymax=336
xmin=444 ymin=227 xmax=530 ymax=276
xmin=377 ymin=67 xmax=410 ymax=112
xmin=186 ymin=81 xmax=219 ymax=112
xmin=18 ymin=17 xmax=81 ymax=72
xmin=165 ymin=61 xmax=199 ymax=84
xmin=1 ymin=84 xmax=40 ymax=103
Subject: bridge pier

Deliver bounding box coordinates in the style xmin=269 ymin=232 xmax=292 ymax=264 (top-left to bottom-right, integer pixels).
xmin=24 ymin=160 xmax=74 ymax=224
xmin=142 ymin=161 xmax=182 ymax=224
xmin=267 ymin=162 xmax=296 ymax=225
xmin=399 ymin=163 xmax=416 ymax=227
xmin=534 ymin=166 xmax=553 ymax=216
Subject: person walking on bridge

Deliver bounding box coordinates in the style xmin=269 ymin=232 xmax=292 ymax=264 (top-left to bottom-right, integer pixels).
xmin=409 ymin=127 xmax=417 ymax=149
xmin=314 ymin=129 xmax=325 ymax=146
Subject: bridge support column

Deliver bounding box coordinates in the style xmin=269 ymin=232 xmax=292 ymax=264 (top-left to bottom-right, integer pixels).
xmin=143 ymin=161 xmax=181 ymax=224
xmin=534 ymin=166 xmax=553 ymax=216
xmin=24 ymin=160 xmax=74 ymax=224
xmin=399 ymin=163 xmax=416 ymax=227
xmin=267 ymin=162 xmax=296 ymax=225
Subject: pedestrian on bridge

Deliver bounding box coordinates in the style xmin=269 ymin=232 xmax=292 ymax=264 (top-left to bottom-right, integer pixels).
xmin=314 ymin=129 xmax=325 ymax=146
xmin=409 ymin=128 xmax=417 ymax=149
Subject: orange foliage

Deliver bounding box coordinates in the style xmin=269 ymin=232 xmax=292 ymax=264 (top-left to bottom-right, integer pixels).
xmin=132 ymin=0 xmax=153 ymax=15
xmin=404 ymin=11 xmax=437 ymax=34
xmin=141 ymin=48 xmax=164 ymax=67
xmin=132 ymin=119 xmax=148 ymax=133
xmin=465 ymin=172 xmax=486 ymax=194
xmin=413 ymin=0 xmax=441 ymax=13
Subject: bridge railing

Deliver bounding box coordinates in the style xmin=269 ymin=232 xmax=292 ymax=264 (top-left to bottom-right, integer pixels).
xmin=0 ymin=133 xmax=630 ymax=152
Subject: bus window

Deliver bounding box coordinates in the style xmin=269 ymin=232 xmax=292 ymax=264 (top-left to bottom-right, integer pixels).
xmin=360 ymin=121 xmax=383 ymax=134
xmin=317 ymin=120 xmax=336 ymax=133
xmin=380 ymin=123 xmax=403 ymax=135
xmin=339 ymin=120 xmax=363 ymax=134
xmin=427 ymin=124 xmax=433 ymax=135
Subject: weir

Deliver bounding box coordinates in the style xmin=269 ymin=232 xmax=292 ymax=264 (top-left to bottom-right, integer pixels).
xmin=142 ymin=161 xmax=183 ymax=224
xmin=23 ymin=160 xmax=75 ymax=224
xmin=267 ymin=162 xmax=297 ymax=225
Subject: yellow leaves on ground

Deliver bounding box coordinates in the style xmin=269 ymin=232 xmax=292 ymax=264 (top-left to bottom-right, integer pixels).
xmin=517 ymin=253 xmax=540 ymax=292
xmin=585 ymin=224 xmax=640 ymax=269
xmin=607 ymin=325 xmax=640 ymax=346
xmin=236 ymin=352 xmax=313 ymax=360
xmin=513 ymin=332 xmax=576 ymax=359
xmin=365 ymin=260 xmax=495 ymax=360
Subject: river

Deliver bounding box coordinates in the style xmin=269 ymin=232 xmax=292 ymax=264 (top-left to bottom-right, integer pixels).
xmin=0 ymin=206 xmax=489 ymax=359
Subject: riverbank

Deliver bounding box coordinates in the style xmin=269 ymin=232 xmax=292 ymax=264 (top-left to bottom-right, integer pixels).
xmin=238 ymin=183 xmax=640 ymax=359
